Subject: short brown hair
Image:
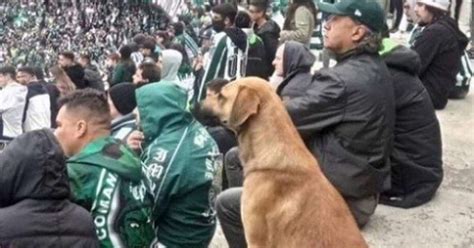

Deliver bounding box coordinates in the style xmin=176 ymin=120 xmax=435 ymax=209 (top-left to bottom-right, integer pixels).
xmin=59 ymin=89 xmax=111 ymax=128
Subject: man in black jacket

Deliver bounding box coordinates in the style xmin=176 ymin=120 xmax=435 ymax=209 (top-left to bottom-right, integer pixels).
xmin=58 ymin=51 xmax=89 ymax=89
xmin=214 ymin=1 xmax=394 ymax=246
xmin=0 ymin=129 xmax=99 ymax=247
xmin=411 ymin=0 xmax=468 ymax=109
xmin=380 ymin=38 xmax=443 ymax=208
xmin=248 ymin=0 xmax=281 ymax=78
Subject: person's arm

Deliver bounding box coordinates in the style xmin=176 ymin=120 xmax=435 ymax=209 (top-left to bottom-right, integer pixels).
xmin=283 ymin=72 xmax=346 ymax=139
xmin=0 ymin=89 xmax=14 ymax=114
xmin=279 ymin=7 xmax=314 ymax=44
xmin=412 ymin=28 xmax=441 ymax=75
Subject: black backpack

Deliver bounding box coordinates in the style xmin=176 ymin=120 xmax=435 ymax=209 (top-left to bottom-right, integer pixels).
xmin=245 ymin=33 xmax=271 ymax=80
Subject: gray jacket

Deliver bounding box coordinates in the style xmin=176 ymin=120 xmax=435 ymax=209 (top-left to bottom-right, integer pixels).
xmin=282 ymin=51 xmax=395 ymax=198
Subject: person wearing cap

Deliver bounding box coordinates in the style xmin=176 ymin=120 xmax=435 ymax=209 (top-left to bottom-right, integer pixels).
xmin=108 ymin=83 xmax=138 ymax=142
xmin=214 ymin=1 xmax=395 ymax=246
xmin=411 ymin=0 xmax=468 ymax=109
xmin=283 ymin=0 xmax=394 ymax=226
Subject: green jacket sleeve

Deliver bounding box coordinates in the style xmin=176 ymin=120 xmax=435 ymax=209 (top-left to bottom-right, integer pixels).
xmin=280 ymin=6 xmax=314 ymax=45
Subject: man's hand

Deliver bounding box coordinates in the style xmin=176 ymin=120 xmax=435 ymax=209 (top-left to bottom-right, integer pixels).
xmin=127 ymin=130 xmax=144 ymax=153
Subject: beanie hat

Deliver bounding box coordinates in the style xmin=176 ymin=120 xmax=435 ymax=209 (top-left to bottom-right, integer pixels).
xmin=108 ymin=83 xmax=137 ymax=115
xmin=417 ymin=0 xmax=450 ymax=11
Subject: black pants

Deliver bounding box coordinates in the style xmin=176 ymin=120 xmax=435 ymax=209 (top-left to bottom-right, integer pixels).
xmin=390 ymin=0 xmax=404 ymax=30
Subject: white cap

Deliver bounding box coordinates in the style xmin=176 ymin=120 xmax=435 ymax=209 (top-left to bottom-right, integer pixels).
xmin=417 ymin=0 xmax=450 ymax=11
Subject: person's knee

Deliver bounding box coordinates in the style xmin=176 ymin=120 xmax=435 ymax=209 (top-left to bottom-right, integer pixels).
xmin=225 ymin=147 xmax=241 ymax=169
xmin=215 ymin=187 xmax=243 ymax=219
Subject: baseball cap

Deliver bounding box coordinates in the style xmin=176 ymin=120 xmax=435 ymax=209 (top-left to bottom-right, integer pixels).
xmin=318 ymin=0 xmax=385 ymax=33
xmin=416 ymin=0 xmax=450 ymax=11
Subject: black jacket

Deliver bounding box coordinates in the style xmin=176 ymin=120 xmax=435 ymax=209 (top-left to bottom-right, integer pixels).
xmin=255 ymin=20 xmax=281 ymax=77
xmin=277 ymin=41 xmax=315 ymax=98
xmin=0 ymin=129 xmax=99 ymax=247
xmin=412 ymin=15 xmax=468 ymax=109
xmin=283 ymin=51 xmax=395 ymax=198
xmin=380 ymin=43 xmax=443 ymax=208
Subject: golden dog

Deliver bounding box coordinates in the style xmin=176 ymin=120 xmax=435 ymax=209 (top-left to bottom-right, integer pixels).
xmin=200 ymin=77 xmax=368 ymax=248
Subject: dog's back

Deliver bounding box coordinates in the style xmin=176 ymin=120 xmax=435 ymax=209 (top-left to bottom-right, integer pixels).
xmin=237 ymin=78 xmax=367 ymax=247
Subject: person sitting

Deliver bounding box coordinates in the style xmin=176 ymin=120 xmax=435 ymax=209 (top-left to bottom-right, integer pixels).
xmin=54 ymin=89 xmax=155 ymax=247
xmin=0 ymin=129 xmax=98 ymax=247
xmin=379 ymin=38 xmax=443 ymax=208
xmin=108 ymin=83 xmax=138 ymax=142
xmin=127 ymin=82 xmax=222 ymax=247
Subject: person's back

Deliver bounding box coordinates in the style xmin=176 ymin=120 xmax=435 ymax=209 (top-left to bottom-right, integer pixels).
xmin=411 ymin=1 xmax=468 ymax=109
xmin=380 ymin=39 xmax=443 ymax=208
xmin=136 ymin=82 xmax=222 ymax=247
xmin=0 ymin=66 xmax=27 ymax=142
xmin=67 ymin=137 xmax=154 ymax=247
xmin=0 ymin=129 xmax=98 ymax=247
xmin=23 ymin=82 xmax=52 ymax=131
xmin=54 ymin=89 xmax=155 ymax=248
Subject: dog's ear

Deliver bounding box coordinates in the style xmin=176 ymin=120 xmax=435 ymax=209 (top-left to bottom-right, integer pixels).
xmin=229 ymin=86 xmax=260 ymax=127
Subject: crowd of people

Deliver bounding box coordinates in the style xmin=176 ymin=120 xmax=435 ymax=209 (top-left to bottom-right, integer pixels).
xmin=0 ymin=0 xmax=472 ymax=247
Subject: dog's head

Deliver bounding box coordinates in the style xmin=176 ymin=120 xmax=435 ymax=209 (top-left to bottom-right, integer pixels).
xmin=199 ymin=77 xmax=272 ymax=132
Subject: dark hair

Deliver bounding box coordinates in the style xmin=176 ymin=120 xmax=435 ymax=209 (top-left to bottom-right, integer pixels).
xmin=425 ymin=5 xmax=449 ymax=21
xmin=283 ymin=0 xmax=317 ymax=30
xmin=212 ymin=3 xmax=237 ymax=24
xmin=171 ymin=22 xmax=185 ymax=36
xmin=58 ymin=88 xmax=111 ymax=127
xmin=34 ymin=67 xmax=45 ymax=80
xmin=207 ymin=78 xmax=230 ymax=93
xmin=141 ymin=38 xmax=156 ymax=51
xmin=138 ymin=62 xmax=161 ymax=85
xmin=119 ymin=45 xmax=133 ymax=60
xmin=0 ymin=65 xmax=16 ymax=79
xmin=133 ymin=33 xmax=148 ymax=45
xmin=235 ymin=11 xmax=252 ymax=29
xmin=249 ymin=0 xmax=268 ymax=13
xmin=59 ymin=51 xmax=75 ymax=61
xmin=17 ymin=66 xmax=36 ymax=77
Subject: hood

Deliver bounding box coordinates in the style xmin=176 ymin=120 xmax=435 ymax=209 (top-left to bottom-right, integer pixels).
xmin=136 ymin=82 xmax=193 ymax=146
xmin=161 ymin=49 xmax=183 ymax=82
xmin=283 ymin=41 xmax=316 ymax=77
xmin=225 ymin=27 xmax=247 ymax=51
xmin=380 ymin=38 xmax=421 ymax=75
xmin=437 ymin=15 xmax=469 ymax=52
xmin=67 ymin=136 xmax=141 ymax=182
xmin=0 ymin=129 xmax=69 ymax=207
xmin=256 ymin=19 xmax=281 ymax=36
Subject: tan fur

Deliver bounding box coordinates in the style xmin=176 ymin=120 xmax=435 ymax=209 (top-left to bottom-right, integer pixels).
xmin=201 ymin=77 xmax=368 ymax=248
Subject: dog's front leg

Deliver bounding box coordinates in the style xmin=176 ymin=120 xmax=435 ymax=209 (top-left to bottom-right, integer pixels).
xmin=241 ymin=179 xmax=273 ymax=248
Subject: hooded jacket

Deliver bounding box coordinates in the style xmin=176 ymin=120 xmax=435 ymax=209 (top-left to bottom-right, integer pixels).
xmin=137 ymin=82 xmax=222 ymax=248
xmin=277 ymin=41 xmax=316 ymax=98
xmin=0 ymin=129 xmax=98 ymax=247
xmin=65 ymin=64 xmax=89 ymax=89
xmin=412 ymin=15 xmax=469 ymax=109
xmin=283 ymin=50 xmax=395 ymax=199
xmin=380 ymin=39 xmax=443 ymax=208
xmin=67 ymin=137 xmax=154 ymax=248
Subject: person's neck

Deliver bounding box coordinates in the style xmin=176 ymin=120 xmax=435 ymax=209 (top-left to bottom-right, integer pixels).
xmin=256 ymin=18 xmax=267 ymax=28
xmin=77 ymin=130 xmax=111 ymax=154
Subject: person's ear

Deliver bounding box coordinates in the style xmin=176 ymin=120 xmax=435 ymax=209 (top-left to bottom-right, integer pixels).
xmin=229 ymin=85 xmax=260 ymax=127
xmin=351 ymin=25 xmax=367 ymax=43
xmin=76 ymin=120 xmax=88 ymax=138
